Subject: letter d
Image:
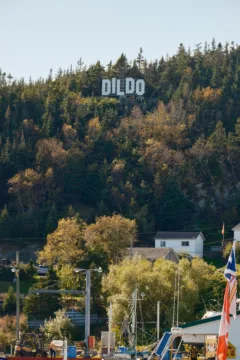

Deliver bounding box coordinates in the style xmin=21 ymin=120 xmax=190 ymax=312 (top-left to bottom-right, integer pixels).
xmin=102 ymin=80 xmax=111 ymax=96
xmin=125 ymin=78 xmax=135 ymax=94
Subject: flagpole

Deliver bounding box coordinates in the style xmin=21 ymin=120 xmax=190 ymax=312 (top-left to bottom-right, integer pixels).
xmin=222 ymin=222 xmax=225 ymax=249
xmin=222 ymin=223 xmax=225 ymax=264
xmin=222 ymin=223 xmax=225 ymax=249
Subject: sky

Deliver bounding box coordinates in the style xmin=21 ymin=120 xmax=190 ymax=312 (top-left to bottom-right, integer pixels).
xmin=1 ymin=0 xmax=240 ymax=81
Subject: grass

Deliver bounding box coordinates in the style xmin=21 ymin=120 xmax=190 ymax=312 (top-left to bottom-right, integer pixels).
xmin=0 ymin=280 xmax=35 ymax=294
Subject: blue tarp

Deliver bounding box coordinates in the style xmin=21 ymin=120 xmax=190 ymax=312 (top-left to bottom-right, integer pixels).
xmin=156 ymin=332 xmax=172 ymax=359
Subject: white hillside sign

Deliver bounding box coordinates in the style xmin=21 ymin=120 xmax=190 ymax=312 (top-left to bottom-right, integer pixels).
xmin=102 ymin=78 xmax=145 ymax=96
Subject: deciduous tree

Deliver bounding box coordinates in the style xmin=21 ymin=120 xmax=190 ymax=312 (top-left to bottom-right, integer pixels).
xmin=38 ymin=217 xmax=86 ymax=265
xmin=40 ymin=309 xmax=74 ymax=341
xmin=84 ymin=215 xmax=137 ymax=264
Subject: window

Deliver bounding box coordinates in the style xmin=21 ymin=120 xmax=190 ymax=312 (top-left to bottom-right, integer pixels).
xmin=160 ymin=241 xmax=166 ymax=247
xmin=181 ymin=241 xmax=189 ymax=246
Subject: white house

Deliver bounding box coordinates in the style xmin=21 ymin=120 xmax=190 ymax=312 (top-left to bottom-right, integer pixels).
xmin=232 ymin=223 xmax=240 ymax=241
xmin=154 ymin=232 xmax=204 ymax=258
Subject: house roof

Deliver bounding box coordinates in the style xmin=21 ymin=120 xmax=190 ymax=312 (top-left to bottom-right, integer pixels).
xmin=127 ymin=247 xmax=179 ymax=261
xmin=232 ymin=223 xmax=240 ymax=231
xmin=154 ymin=231 xmax=204 ymax=240
xmin=181 ymin=310 xmax=240 ymax=328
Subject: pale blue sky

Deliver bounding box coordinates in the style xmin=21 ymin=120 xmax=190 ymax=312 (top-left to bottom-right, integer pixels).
xmin=1 ymin=0 xmax=240 ymax=80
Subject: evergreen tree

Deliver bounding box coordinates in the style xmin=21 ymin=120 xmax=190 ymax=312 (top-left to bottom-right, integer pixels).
xmin=157 ymin=180 xmax=195 ymax=230
xmin=1 ymin=42 xmax=240 ymax=247
xmin=136 ymin=47 xmax=144 ymax=72
xmin=3 ymin=286 xmax=16 ymax=314
xmin=1 ymin=138 xmax=11 ymax=164
xmin=25 ymin=259 xmax=37 ymax=279
xmin=46 ymin=204 xmax=58 ymax=235
xmin=0 ymin=205 xmax=10 ymax=238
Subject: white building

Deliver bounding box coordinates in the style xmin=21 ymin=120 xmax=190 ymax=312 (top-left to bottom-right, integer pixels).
xmin=232 ymin=223 xmax=240 ymax=241
xmin=180 ymin=311 xmax=240 ymax=359
xmin=154 ymin=232 xmax=204 ymax=258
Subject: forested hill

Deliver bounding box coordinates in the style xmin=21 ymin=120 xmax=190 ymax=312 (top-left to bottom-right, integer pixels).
xmin=1 ymin=41 xmax=240 ymax=244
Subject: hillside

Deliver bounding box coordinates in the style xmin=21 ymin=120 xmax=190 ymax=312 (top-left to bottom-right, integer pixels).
xmin=1 ymin=41 xmax=240 ymax=246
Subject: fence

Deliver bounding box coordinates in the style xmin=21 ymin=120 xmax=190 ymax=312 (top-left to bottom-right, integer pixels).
xmin=28 ymin=311 xmax=107 ymax=328
xmin=28 ymin=320 xmax=45 ymax=328
xmin=65 ymin=311 xmax=99 ymax=325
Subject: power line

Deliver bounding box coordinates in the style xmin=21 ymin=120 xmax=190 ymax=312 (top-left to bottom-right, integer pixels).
xmin=138 ymin=225 xmax=235 ymax=235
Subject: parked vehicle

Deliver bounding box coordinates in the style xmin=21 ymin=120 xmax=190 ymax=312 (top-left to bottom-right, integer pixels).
xmin=0 ymin=258 xmax=12 ymax=267
xmin=37 ymin=265 xmax=49 ymax=275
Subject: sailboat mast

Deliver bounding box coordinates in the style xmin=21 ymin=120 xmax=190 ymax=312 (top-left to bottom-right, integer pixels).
xmin=176 ymin=270 xmax=180 ymax=327
xmin=172 ymin=271 xmax=177 ymax=327
xmin=131 ymin=287 xmax=138 ymax=351
xmin=108 ymin=302 xmax=112 ymax=355
xmin=157 ymin=301 xmax=160 ymax=340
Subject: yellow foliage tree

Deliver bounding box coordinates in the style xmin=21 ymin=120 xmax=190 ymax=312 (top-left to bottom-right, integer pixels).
xmin=38 ymin=217 xmax=86 ymax=265
xmin=84 ymin=215 xmax=137 ymax=264
xmin=103 ymin=256 xmax=226 ymax=329
xmin=8 ymin=168 xmax=43 ymax=212
xmin=194 ymin=87 xmax=222 ymax=103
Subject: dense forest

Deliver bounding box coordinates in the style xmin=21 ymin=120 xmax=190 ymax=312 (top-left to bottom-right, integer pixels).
xmin=1 ymin=40 xmax=240 ymax=245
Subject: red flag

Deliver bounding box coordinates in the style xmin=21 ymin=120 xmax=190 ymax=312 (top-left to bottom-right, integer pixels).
xmin=222 ymin=223 xmax=225 ymax=235
xmin=216 ymin=283 xmax=230 ymax=360
xmin=217 ymin=241 xmax=237 ymax=360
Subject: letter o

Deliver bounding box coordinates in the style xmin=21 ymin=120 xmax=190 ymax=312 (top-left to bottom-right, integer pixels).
xmin=136 ymin=80 xmax=145 ymax=96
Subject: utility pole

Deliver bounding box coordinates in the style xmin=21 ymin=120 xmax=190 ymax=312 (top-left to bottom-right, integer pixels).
xmin=108 ymin=302 xmax=112 ymax=356
xmin=85 ymin=269 xmax=91 ymax=358
xmin=157 ymin=301 xmax=160 ymax=340
xmin=131 ymin=287 xmax=138 ymax=351
xmin=63 ymin=337 xmax=68 ymax=360
xmin=15 ymin=251 xmax=20 ymax=342
xmin=73 ymin=267 xmax=102 ymax=358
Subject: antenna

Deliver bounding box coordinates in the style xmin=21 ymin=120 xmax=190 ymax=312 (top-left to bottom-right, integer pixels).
xmin=172 ymin=271 xmax=177 ymax=327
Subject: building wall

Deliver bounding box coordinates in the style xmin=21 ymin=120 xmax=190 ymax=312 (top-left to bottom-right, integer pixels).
xmin=182 ymin=315 xmax=240 ymax=360
xmin=194 ymin=234 xmax=204 ymax=258
xmin=155 ymin=238 xmax=202 ymax=257
xmin=233 ymin=230 xmax=240 ymax=241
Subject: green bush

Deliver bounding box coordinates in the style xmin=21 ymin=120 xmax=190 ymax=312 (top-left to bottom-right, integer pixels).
xmin=21 ymin=260 xmax=37 ymax=281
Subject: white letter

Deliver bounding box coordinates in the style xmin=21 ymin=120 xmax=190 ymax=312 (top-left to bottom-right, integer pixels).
xmin=111 ymin=78 xmax=116 ymax=94
xmin=117 ymin=79 xmax=124 ymax=96
xmin=136 ymin=79 xmax=145 ymax=96
xmin=102 ymin=80 xmax=111 ymax=96
xmin=125 ymin=78 xmax=135 ymax=94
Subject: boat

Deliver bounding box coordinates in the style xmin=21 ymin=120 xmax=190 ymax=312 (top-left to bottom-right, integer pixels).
xmin=103 ymin=288 xmax=152 ymax=360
